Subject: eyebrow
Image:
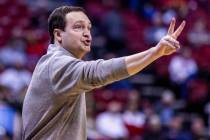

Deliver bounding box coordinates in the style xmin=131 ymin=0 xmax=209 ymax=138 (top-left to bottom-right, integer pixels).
xmin=74 ymin=20 xmax=92 ymax=26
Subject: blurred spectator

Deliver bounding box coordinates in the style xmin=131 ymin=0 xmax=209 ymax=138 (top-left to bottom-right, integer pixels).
xmin=169 ymin=47 xmax=197 ymax=97
xmin=187 ymin=17 xmax=210 ymax=47
xmin=0 ymin=65 xmax=31 ymax=96
xmin=169 ymin=47 xmax=197 ymax=84
xmin=145 ymin=12 xmax=167 ymax=44
xmin=140 ymin=100 xmax=155 ymax=121
xmin=96 ymin=101 xmax=128 ymax=139
xmin=158 ymin=90 xmax=176 ymax=127
xmin=86 ymin=94 xmax=106 ymax=140
xmin=165 ymin=114 xmax=192 ymax=140
xmin=0 ymin=38 xmax=27 ymax=67
xmin=123 ymin=90 xmax=145 ymax=139
xmin=143 ymin=114 xmax=166 ymax=140
xmin=25 ymin=29 xmax=48 ymax=58
xmin=101 ymin=0 xmax=126 ymax=52
xmin=191 ymin=116 xmax=209 ymax=140
xmin=0 ymin=85 xmax=22 ymax=140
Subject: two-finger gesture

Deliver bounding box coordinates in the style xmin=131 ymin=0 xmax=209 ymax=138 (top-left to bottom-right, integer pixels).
xmin=168 ymin=18 xmax=186 ymax=39
xmin=157 ymin=18 xmax=186 ymax=56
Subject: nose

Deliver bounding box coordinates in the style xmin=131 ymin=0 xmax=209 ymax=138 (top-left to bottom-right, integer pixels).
xmin=83 ymin=30 xmax=91 ymax=39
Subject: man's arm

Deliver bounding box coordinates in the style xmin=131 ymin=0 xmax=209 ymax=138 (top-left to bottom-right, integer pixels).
xmin=49 ymin=18 xmax=185 ymax=95
xmin=125 ymin=18 xmax=185 ymax=75
xmin=125 ymin=47 xmax=162 ymax=75
xmin=49 ymin=56 xmax=129 ymax=94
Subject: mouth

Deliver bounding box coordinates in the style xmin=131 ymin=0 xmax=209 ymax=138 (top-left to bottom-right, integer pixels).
xmin=83 ymin=39 xmax=91 ymax=46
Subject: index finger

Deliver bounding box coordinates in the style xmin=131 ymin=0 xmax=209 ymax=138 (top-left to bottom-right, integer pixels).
xmin=168 ymin=17 xmax=176 ymax=35
xmin=172 ymin=21 xmax=186 ymax=39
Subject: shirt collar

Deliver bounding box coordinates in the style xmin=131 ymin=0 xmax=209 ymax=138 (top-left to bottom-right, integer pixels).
xmin=47 ymin=44 xmax=75 ymax=57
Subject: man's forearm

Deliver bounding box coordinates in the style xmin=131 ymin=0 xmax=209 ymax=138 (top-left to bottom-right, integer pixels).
xmin=125 ymin=47 xmax=162 ymax=75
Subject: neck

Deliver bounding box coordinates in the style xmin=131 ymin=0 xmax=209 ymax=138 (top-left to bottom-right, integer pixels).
xmin=54 ymin=41 xmax=84 ymax=59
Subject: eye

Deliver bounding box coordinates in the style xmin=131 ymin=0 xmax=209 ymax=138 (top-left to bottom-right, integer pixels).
xmin=73 ymin=24 xmax=84 ymax=30
xmin=88 ymin=26 xmax=92 ymax=31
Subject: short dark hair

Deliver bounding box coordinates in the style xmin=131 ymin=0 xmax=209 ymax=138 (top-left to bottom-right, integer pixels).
xmin=48 ymin=6 xmax=85 ymax=44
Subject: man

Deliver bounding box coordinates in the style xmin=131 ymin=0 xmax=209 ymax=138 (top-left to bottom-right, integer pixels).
xmin=22 ymin=5 xmax=185 ymax=140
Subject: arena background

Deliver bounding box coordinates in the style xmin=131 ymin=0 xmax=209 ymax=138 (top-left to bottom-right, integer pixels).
xmin=0 ymin=0 xmax=210 ymax=140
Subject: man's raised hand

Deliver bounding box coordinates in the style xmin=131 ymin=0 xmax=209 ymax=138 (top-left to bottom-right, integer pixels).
xmin=155 ymin=18 xmax=186 ymax=56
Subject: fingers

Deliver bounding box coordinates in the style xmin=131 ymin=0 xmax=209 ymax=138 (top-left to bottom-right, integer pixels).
xmin=165 ymin=40 xmax=180 ymax=50
xmin=162 ymin=36 xmax=180 ymax=50
xmin=163 ymin=40 xmax=177 ymax=51
xmin=172 ymin=20 xmax=186 ymax=39
xmin=168 ymin=17 xmax=176 ymax=35
xmin=164 ymin=36 xmax=180 ymax=49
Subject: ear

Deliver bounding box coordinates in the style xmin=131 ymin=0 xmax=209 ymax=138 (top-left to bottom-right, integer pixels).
xmin=54 ymin=29 xmax=63 ymax=43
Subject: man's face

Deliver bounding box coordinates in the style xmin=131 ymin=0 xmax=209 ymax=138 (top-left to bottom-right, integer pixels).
xmin=61 ymin=11 xmax=92 ymax=58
